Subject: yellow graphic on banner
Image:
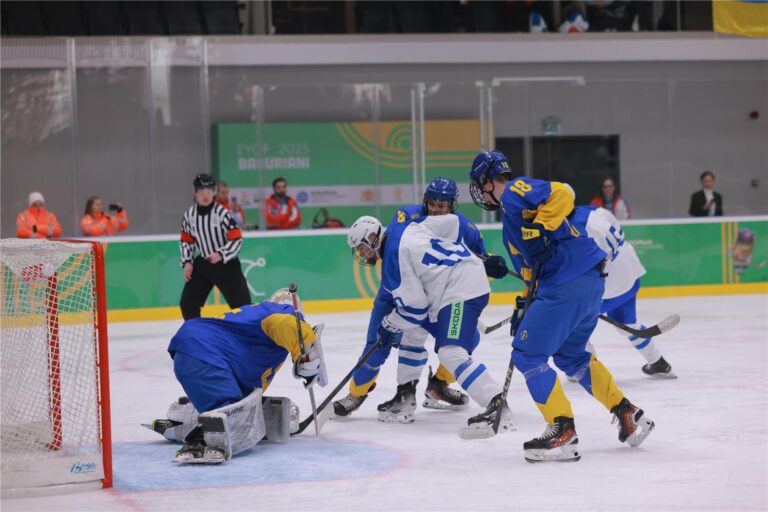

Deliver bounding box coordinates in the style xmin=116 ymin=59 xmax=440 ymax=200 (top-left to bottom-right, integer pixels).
xmin=713 ymin=0 xmax=768 ymax=38
xmin=336 ymin=120 xmax=481 ymax=169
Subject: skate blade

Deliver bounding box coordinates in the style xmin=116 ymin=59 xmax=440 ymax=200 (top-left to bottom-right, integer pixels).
xmin=377 ymin=412 xmax=415 ymax=424
xmin=524 ymin=445 xmax=581 ymax=463
xmin=646 ymin=371 xmax=677 ymax=379
xmin=422 ymin=398 xmax=468 ymax=411
xmin=172 ymin=457 xmax=225 ymax=465
xmin=627 ymin=417 xmax=655 ymax=448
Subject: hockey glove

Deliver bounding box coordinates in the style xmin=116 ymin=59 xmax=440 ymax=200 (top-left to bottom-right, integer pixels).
xmin=510 ymin=296 xmax=529 ymax=337
xmin=293 ymin=350 xmax=321 ymax=388
xmin=377 ymin=317 xmax=404 ymax=348
xmin=521 ymin=222 xmax=554 ymax=263
xmin=483 ymin=255 xmax=509 ymax=279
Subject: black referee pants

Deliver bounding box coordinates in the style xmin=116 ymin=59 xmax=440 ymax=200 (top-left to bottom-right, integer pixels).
xmin=180 ymin=256 xmax=251 ymax=320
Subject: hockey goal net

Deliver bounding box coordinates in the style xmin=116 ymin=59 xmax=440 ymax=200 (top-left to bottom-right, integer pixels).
xmin=0 ymin=239 xmax=111 ymax=494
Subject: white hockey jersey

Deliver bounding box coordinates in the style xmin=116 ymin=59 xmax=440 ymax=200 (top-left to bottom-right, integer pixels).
xmin=379 ymin=215 xmax=490 ymax=331
xmin=571 ymin=206 xmax=646 ymax=300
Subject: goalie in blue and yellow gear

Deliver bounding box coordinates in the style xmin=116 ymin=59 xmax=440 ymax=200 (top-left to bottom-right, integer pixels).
xmin=145 ymin=288 xmax=327 ymax=464
xmin=469 ymin=150 xmax=655 ymax=463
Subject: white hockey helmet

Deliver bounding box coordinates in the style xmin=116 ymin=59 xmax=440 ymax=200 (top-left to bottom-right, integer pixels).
xmin=347 ymin=216 xmax=383 ymax=266
xmin=267 ymin=287 xmax=302 ymax=313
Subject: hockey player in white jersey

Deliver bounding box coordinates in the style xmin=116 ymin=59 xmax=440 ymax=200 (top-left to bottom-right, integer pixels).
xmin=570 ymin=204 xmax=675 ymax=377
xmin=346 ymin=215 xmax=514 ymax=434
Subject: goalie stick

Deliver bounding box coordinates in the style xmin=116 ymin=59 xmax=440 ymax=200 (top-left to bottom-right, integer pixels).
xmin=289 ymin=283 xmax=321 ymax=436
xmin=291 ymin=341 xmax=382 ymax=436
xmin=499 ymin=268 xmax=680 ymax=338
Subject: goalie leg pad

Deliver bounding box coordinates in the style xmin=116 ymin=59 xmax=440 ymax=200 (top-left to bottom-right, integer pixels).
xmin=199 ymin=388 xmax=266 ymax=460
xmin=142 ymin=396 xmax=199 ymax=442
xmin=262 ymin=396 xmax=293 ymax=443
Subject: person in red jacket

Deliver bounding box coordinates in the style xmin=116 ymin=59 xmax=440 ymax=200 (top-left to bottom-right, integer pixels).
xmin=265 ymin=177 xmax=301 ymax=230
xmin=16 ymin=191 xmax=63 ymax=239
xmin=80 ymin=196 xmax=129 ymax=236
xmin=590 ymin=177 xmax=630 ymax=220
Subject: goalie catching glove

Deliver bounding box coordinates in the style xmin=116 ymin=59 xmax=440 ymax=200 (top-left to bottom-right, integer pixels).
xmin=292 ymin=323 xmax=329 ymax=389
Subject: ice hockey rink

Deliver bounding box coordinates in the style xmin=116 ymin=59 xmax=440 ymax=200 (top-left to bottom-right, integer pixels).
xmin=3 ymin=293 xmax=767 ymax=512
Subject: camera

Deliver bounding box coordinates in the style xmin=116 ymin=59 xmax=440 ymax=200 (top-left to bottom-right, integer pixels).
xmin=108 ymin=204 xmax=120 ymax=212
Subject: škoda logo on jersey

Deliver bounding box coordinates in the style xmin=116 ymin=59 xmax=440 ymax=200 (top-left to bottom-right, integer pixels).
xmin=448 ymin=302 xmax=464 ymax=339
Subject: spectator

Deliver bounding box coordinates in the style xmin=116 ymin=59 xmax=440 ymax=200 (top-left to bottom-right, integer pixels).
xmin=590 ymin=177 xmax=630 ymax=220
xmin=689 ymin=171 xmax=723 ymax=217
xmin=16 ymin=191 xmax=62 ymax=239
xmin=179 ymin=174 xmax=251 ymax=320
xmin=80 ymin=196 xmax=128 ymax=236
xmin=265 ymin=177 xmax=301 ymax=230
xmin=215 ymin=180 xmax=247 ymax=228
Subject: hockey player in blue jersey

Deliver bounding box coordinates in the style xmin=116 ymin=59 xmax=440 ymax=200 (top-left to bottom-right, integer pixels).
xmin=148 ymin=288 xmax=327 ymax=464
xmin=569 ymin=203 xmax=675 ymax=378
xmin=341 ymin=212 xmax=514 ymax=435
xmin=332 ymin=178 xmax=509 ymax=423
xmin=469 ymin=150 xmax=654 ymax=462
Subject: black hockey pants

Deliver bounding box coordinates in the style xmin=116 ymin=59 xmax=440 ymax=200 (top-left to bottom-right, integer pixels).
xmin=179 ymin=256 xmax=251 ymax=320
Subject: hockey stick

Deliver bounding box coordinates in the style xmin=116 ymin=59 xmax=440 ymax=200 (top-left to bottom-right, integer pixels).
xmin=501 ymin=269 xmax=680 ymax=338
xmin=291 ymin=341 xmax=382 ymax=436
xmin=492 ymin=262 xmax=540 ymax=435
xmin=477 ymin=317 xmax=512 ymax=335
xmin=289 ymin=283 xmax=321 ymax=436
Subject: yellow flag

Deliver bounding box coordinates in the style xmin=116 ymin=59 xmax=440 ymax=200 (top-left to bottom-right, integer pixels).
xmin=713 ymin=0 xmax=768 ymax=38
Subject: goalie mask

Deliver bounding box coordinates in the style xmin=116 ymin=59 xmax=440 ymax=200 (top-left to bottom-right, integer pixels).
xmin=268 ymin=287 xmax=302 ymax=313
xmin=348 ymin=216 xmax=383 ymax=266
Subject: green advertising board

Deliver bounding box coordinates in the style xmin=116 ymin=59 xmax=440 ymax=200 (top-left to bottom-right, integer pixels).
xmin=211 ymin=121 xmax=483 ymax=228
xmin=99 ymin=217 xmax=767 ymax=321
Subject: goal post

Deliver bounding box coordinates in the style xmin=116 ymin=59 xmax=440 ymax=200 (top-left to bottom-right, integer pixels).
xmin=1 ymin=238 xmax=112 ymax=494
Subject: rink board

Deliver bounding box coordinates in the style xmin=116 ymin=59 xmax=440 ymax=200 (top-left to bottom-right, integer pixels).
xmin=85 ymin=216 xmax=766 ymax=320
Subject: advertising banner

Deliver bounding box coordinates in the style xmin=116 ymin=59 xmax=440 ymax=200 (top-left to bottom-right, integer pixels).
xmin=99 ymin=218 xmax=767 ymax=318
xmin=211 ymin=120 xmax=482 ymax=227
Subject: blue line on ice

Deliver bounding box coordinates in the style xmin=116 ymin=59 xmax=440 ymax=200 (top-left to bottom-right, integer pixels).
xmin=113 ymin=438 xmax=402 ymax=492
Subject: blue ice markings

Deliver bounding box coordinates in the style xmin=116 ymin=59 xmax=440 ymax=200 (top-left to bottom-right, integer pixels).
xmin=112 ymin=438 xmax=401 ymax=492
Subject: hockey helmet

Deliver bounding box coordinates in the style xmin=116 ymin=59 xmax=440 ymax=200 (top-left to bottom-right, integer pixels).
xmin=423 ymin=177 xmax=459 ymax=215
xmin=268 ymin=287 xmax=302 ymax=313
xmin=469 ymin=150 xmax=512 ymax=211
xmin=193 ymin=173 xmax=217 ymax=191
xmin=348 ymin=216 xmax=383 ymax=266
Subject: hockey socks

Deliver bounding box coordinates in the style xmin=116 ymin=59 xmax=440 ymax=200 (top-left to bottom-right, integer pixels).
xmin=438 ymin=345 xmax=499 ymax=408
xmin=623 ymin=323 xmax=662 ymax=364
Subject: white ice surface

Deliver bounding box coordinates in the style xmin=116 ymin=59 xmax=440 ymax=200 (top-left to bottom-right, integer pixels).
xmin=3 ymin=294 xmax=767 ymax=511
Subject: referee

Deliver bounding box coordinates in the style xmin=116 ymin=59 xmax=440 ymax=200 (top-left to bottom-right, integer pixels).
xmin=179 ymin=174 xmax=251 ymax=319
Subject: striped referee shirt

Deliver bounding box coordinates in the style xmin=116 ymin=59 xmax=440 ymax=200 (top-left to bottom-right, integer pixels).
xmin=180 ymin=203 xmax=243 ymax=266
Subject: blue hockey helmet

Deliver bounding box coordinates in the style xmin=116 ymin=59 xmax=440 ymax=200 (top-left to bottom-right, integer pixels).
xmin=423 ymin=177 xmax=459 ymax=214
xmin=469 ymin=150 xmax=512 ymax=211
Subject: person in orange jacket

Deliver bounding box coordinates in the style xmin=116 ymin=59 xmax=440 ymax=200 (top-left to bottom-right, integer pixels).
xmin=16 ymin=191 xmax=63 ymax=239
xmin=215 ymin=180 xmax=247 ymax=227
xmin=265 ymin=177 xmax=301 ymax=230
xmin=80 ymin=196 xmax=129 ymax=236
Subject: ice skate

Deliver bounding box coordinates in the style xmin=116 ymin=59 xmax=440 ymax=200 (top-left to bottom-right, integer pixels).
xmin=332 ymin=393 xmax=368 ymax=419
xmin=423 ymin=367 xmax=469 ymax=411
xmin=172 ymin=427 xmax=225 ymax=465
xmin=458 ymin=393 xmax=515 ymax=439
xmin=377 ymin=381 xmax=417 ymax=423
xmin=611 ymin=397 xmax=655 ymax=447
xmin=642 ymin=356 xmax=677 ymax=379
xmin=523 ymin=416 xmax=580 ymax=463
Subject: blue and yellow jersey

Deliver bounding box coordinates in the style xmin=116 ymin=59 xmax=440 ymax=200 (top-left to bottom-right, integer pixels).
xmin=499 ymin=177 xmax=606 ymax=289
xmin=168 ymin=302 xmax=315 ymax=391
xmin=388 ymin=204 xmax=487 ymax=256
